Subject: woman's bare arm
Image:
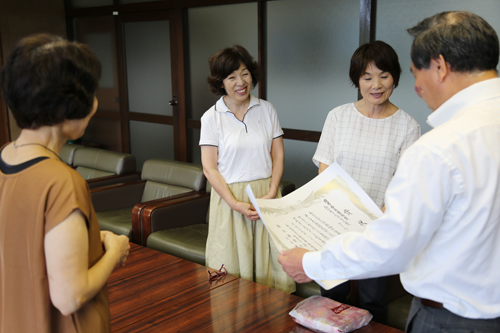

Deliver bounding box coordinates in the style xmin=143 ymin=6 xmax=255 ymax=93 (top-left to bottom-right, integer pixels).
xmin=44 ymin=209 xmax=129 ymax=315
xmin=260 ymin=137 xmax=284 ymax=199
xmin=201 ymin=145 xmax=259 ymax=220
xmin=318 ymin=162 xmax=329 ymax=174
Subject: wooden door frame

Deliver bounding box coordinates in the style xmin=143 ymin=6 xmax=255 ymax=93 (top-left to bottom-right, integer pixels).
xmin=182 ymin=0 xmax=376 ymax=144
xmin=67 ymin=4 xmax=188 ymax=161
xmin=62 ymin=0 xmax=376 ymax=160
xmin=0 ymin=31 xmax=10 ymax=147
xmin=115 ymin=9 xmax=187 ymax=161
xmin=169 ymin=7 xmax=187 ymax=161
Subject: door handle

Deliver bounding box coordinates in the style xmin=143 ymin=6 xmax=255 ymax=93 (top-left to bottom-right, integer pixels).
xmin=169 ymin=99 xmax=178 ymax=106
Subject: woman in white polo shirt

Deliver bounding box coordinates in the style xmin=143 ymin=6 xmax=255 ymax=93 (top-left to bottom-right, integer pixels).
xmin=200 ymin=45 xmax=295 ymax=293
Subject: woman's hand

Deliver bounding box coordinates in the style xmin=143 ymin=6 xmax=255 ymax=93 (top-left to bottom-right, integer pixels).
xmin=259 ymin=193 xmax=275 ymax=200
xmin=100 ymin=231 xmax=130 ymax=266
xmin=233 ymin=201 xmax=260 ymax=221
xmin=202 ymin=145 xmax=260 ymax=221
xmin=259 ymin=188 xmax=278 ymax=200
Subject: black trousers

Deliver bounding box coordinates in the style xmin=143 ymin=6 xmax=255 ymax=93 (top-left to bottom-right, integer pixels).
xmin=321 ymin=276 xmax=388 ymax=324
xmin=406 ymin=297 xmax=500 ymax=333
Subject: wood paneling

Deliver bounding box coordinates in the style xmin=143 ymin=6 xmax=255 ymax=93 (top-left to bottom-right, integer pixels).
xmin=0 ymin=31 xmax=9 ymax=147
xmin=0 ymin=0 xmax=67 ymax=143
xmin=282 ymin=128 xmax=321 ymax=142
xmin=170 ymin=8 xmax=188 ymax=161
xmin=258 ymin=1 xmax=267 ymax=100
xmin=186 ymin=119 xmax=321 ymax=142
xmin=181 ymin=0 xmax=259 ymax=8
xmin=128 ymin=112 xmax=174 ymax=125
xmin=359 ymin=0 xmax=376 ymax=45
xmin=65 ymin=1 xmax=175 ymax=17
xmin=114 ymin=13 xmax=131 ymax=153
xmin=64 ymin=0 xmax=376 ymax=159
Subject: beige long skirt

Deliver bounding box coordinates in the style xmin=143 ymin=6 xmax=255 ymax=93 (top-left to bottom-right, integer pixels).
xmin=206 ymin=178 xmax=296 ymax=293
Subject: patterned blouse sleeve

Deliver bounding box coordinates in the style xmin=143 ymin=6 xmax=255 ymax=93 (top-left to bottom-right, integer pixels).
xmin=400 ymin=118 xmax=421 ymax=156
xmin=312 ymin=110 xmax=337 ymax=167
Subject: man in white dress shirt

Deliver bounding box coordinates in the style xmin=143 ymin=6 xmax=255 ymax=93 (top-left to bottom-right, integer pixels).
xmin=279 ymin=11 xmax=500 ymax=332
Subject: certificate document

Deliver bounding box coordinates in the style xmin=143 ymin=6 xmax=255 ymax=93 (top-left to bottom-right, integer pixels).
xmin=246 ymin=162 xmax=383 ymax=289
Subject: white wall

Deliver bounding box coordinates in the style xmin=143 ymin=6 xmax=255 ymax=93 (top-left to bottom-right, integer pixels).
xmin=187 ymin=0 xmax=500 ymax=188
xmin=376 ymin=0 xmax=500 ymax=135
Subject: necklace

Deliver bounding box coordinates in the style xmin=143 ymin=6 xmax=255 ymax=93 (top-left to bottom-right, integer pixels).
xmin=13 ymin=141 xmax=62 ymax=161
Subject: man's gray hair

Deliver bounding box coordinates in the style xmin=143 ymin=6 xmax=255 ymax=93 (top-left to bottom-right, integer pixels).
xmin=408 ymin=11 xmax=499 ymax=72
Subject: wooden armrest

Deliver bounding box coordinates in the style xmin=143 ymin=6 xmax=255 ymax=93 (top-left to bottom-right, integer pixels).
xmin=131 ymin=191 xmax=202 ymax=244
xmin=90 ymin=180 xmax=147 ymax=212
xmin=134 ymin=192 xmax=210 ymax=246
xmin=87 ymin=172 xmax=141 ymax=189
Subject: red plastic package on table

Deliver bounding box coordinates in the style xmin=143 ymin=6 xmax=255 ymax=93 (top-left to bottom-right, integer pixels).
xmin=289 ymin=295 xmax=373 ymax=333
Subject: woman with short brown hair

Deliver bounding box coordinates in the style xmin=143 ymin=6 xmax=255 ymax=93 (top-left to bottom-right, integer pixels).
xmin=200 ymin=45 xmax=294 ymax=293
xmin=0 ymin=34 xmax=129 ymax=332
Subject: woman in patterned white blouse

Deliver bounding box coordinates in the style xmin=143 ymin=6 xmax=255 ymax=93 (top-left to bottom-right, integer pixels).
xmin=312 ymin=41 xmax=421 ymax=324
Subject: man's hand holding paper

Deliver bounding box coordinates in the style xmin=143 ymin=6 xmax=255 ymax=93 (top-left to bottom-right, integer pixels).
xmin=278 ymin=248 xmax=312 ymax=283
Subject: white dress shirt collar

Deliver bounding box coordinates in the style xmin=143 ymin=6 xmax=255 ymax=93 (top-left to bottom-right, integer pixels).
xmin=427 ymin=77 xmax=500 ymax=128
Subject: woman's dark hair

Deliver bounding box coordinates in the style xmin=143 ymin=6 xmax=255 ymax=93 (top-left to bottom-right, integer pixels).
xmin=408 ymin=11 xmax=499 ymax=72
xmin=0 ymin=33 xmax=102 ymax=129
xmin=207 ymin=45 xmax=259 ymax=96
xmin=349 ymin=41 xmax=402 ymax=89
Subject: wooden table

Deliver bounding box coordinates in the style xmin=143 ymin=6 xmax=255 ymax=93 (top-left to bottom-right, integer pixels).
xmin=108 ymin=243 xmax=403 ymax=332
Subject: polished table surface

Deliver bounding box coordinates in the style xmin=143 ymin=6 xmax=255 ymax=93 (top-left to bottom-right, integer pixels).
xmin=108 ymin=243 xmax=403 ymax=332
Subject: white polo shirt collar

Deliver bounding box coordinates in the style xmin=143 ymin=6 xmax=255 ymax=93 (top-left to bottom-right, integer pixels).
xmin=214 ymin=94 xmax=260 ymax=113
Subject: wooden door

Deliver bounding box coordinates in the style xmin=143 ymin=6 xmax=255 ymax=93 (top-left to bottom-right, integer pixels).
xmin=73 ymin=9 xmax=187 ymax=169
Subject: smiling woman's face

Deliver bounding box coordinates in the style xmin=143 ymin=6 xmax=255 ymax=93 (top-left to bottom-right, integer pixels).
xmin=222 ymin=62 xmax=252 ymax=104
xmin=358 ymin=62 xmax=394 ymax=107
